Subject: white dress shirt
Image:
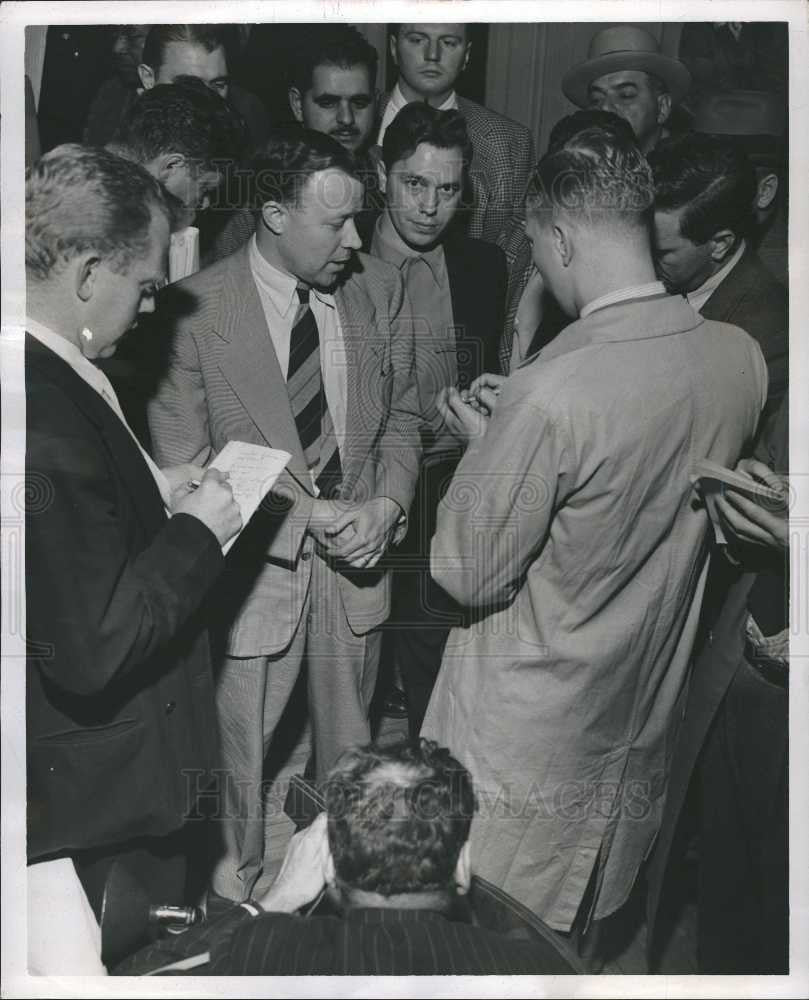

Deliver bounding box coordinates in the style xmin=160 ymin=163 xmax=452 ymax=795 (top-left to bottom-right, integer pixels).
xmin=248 ymin=237 xmax=348 ymax=461
xmin=579 ymin=281 xmax=667 ymax=319
xmin=686 ymin=239 xmax=746 ymax=314
xmin=26 ymin=318 xmax=172 ymax=508
xmin=377 ymin=83 xmax=458 ymax=145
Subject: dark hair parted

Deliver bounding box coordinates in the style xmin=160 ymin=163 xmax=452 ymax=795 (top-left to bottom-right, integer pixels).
xmin=547 ymin=108 xmax=637 ymax=156
xmin=527 ymin=113 xmax=654 ymax=230
xmin=26 ymin=144 xmax=174 ymax=282
xmin=141 ymin=23 xmax=232 ymax=73
xmin=288 ymin=24 xmax=378 ymax=95
xmin=248 ymin=127 xmax=361 ymax=211
xmin=323 ymin=739 xmax=476 ymax=897
xmin=382 ymin=103 xmax=473 ymax=174
xmin=110 ymin=80 xmax=248 ymax=171
xmin=649 ymin=131 xmax=757 ymax=245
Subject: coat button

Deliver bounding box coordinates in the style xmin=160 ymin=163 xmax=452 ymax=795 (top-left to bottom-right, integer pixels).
xmin=301 ymin=549 xmax=312 ymax=561
xmin=165 ymin=700 xmax=176 ymax=715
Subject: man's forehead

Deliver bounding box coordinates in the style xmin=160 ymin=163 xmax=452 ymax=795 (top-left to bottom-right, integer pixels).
xmin=300 ymin=168 xmax=363 ymax=212
xmin=311 ymin=63 xmax=371 ymax=95
xmin=590 ymin=69 xmax=652 ymax=92
xmin=394 ymin=142 xmax=464 ymax=179
xmin=401 ymin=23 xmax=467 ymax=41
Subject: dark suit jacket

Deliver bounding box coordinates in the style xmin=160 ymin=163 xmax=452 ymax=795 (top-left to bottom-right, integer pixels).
xmin=115 ymin=903 xmax=562 ymax=975
xmin=645 ymin=396 xmax=788 ymax=966
xmin=700 ymin=246 xmax=787 ymax=432
xmin=26 ymin=335 xmax=223 ymax=861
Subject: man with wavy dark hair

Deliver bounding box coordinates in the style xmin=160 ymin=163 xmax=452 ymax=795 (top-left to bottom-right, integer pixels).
xmin=109 ymin=79 xmax=248 ymax=228
xmin=424 ymin=114 xmax=768 ymax=963
xmin=117 ymin=740 xmax=561 ymax=974
xmin=649 ymin=131 xmax=787 ymax=435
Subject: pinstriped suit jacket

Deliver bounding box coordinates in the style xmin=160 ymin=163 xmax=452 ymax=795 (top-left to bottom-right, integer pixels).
xmin=147 ymin=245 xmax=421 ymax=656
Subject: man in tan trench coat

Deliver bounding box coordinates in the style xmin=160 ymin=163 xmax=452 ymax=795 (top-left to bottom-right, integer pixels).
xmin=423 ymin=114 xmax=767 ymax=946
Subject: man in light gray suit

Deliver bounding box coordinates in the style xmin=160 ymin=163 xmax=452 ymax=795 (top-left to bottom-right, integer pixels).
xmin=148 ymin=128 xmax=421 ymax=902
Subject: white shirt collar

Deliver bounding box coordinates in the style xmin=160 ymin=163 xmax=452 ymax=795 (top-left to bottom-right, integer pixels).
xmin=248 ymin=236 xmax=336 ymax=312
xmin=686 ymin=239 xmax=746 ymax=313
xmin=579 ymin=281 xmax=667 ymax=319
xmin=379 ymin=84 xmax=458 ymax=145
xmin=390 ymin=81 xmax=458 ymax=114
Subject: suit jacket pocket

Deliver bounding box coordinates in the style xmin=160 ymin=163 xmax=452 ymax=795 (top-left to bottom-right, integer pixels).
xmin=35 ymin=718 xmax=141 ymax=746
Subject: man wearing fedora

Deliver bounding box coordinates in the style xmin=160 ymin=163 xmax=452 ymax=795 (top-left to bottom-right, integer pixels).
xmin=508 ymin=25 xmax=691 ymax=367
xmin=562 ymin=25 xmax=691 ymax=154
xmin=691 ymin=88 xmax=788 ymax=287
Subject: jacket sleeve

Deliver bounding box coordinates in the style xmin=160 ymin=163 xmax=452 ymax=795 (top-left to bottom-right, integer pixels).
xmin=26 ymin=383 xmax=223 ymax=697
xmin=147 ymin=294 xmax=214 ymax=470
xmin=430 ymin=382 xmax=569 ymax=611
xmin=495 ymin=124 xmax=536 ymax=269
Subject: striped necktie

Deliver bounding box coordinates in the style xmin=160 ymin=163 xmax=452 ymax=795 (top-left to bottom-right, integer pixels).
xmin=287 ymin=287 xmax=342 ymax=498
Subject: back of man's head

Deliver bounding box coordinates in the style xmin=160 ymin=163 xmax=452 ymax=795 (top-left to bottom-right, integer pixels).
xmin=324 ymin=739 xmax=475 ymax=897
xmin=141 ymin=23 xmax=231 ymax=74
xmin=528 ymin=115 xmax=654 ymax=237
xmin=289 ymin=25 xmax=378 ymax=96
xmin=110 ymin=79 xmax=247 ymax=173
xmin=546 ymin=108 xmax=637 ymax=156
xmin=649 ymin=132 xmax=757 ymax=245
xmin=26 ymin=143 xmax=175 ymax=285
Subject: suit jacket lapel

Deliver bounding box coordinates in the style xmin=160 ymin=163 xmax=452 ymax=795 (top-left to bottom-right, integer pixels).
xmin=215 ymin=248 xmax=313 ymax=492
xmin=334 ymin=278 xmax=386 ymax=493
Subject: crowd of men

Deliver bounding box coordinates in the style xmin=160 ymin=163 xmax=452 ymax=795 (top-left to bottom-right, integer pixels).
xmin=23 ymin=21 xmax=789 ymax=977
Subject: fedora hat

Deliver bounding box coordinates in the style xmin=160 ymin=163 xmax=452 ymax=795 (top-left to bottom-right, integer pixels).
xmin=692 ymin=89 xmax=786 ymax=165
xmin=562 ymin=25 xmax=692 ymax=108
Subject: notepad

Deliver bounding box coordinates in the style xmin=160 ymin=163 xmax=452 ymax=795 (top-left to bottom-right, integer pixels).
xmin=208 ymin=441 xmax=291 ymax=554
xmin=691 ymin=458 xmax=786 ymax=545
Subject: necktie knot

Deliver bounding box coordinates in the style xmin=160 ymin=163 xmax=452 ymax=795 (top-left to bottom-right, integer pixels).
xmin=296 ymin=286 xmax=310 ymax=305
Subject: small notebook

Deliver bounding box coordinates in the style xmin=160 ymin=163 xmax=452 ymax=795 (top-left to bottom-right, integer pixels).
xmin=691 ymin=458 xmax=786 ymax=545
xmin=208 ymin=441 xmax=291 ymax=554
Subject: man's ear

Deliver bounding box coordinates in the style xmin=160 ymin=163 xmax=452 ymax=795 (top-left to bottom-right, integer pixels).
xmin=324 ymin=846 xmax=336 ymax=888
xmin=152 ymin=152 xmax=187 ymax=186
xmin=261 ymin=200 xmax=289 ymax=236
xmin=376 ymin=155 xmax=388 ymax=195
xmin=709 ymin=228 xmax=737 ymax=264
xmin=756 ymin=172 xmax=779 ymax=211
xmin=553 ymin=222 xmax=572 ymax=267
xmin=462 ymin=41 xmax=472 ymax=74
xmin=288 ymin=86 xmax=304 ymax=123
xmin=454 ymin=840 xmax=472 ymax=895
xmin=389 ymin=32 xmax=399 ymax=69
xmin=75 ymin=255 xmax=100 ymax=303
xmin=138 ymin=63 xmax=156 ymax=90
xmin=656 ymin=91 xmax=672 ymax=125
